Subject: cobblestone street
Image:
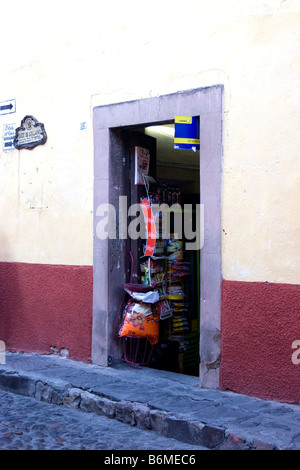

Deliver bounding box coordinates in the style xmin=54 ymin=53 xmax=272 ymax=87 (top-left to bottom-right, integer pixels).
xmin=0 ymin=389 xmax=207 ymax=451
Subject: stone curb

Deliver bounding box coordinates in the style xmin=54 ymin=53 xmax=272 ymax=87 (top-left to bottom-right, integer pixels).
xmin=0 ymin=370 xmax=276 ymax=450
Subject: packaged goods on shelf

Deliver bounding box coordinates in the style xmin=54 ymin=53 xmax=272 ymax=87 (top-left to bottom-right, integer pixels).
xmin=136 ymin=223 xmax=199 ymax=374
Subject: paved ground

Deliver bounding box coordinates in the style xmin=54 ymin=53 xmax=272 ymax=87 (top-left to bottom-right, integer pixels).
xmin=0 ymin=389 xmax=208 ymax=451
xmin=0 ymin=352 xmax=300 ymax=450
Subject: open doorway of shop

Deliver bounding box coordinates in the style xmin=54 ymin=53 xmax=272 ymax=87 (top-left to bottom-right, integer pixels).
xmin=93 ymin=87 xmax=222 ymax=388
xmin=122 ymin=122 xmax=200 ymax=377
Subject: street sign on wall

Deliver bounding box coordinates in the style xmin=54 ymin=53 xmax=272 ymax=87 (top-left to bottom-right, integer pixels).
xmin=14 ymin=115 xmax=47 ymax=150
xmin=3 ymin=123 xmax=16 ymax=151
xmin=0 ymin=99 xmax=16 ymax=116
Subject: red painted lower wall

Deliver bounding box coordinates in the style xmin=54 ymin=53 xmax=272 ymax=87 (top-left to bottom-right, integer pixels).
xmin=0 ymin=262 xmax=93 ymax=362
xmin=220 ymin=280 xmax=300 ymax=404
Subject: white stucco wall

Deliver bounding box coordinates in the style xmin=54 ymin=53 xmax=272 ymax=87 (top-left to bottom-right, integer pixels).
xmin=0 ymin=0 xmax=299 ymax=283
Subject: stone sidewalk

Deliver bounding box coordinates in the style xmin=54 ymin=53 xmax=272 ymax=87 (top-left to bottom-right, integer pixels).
xmin=0 ymin=352 xmax=299 ymax=450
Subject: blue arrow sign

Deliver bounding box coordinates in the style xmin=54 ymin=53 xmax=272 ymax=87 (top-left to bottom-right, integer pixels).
xmin=0 ymin=99 xmax=16 ymax=116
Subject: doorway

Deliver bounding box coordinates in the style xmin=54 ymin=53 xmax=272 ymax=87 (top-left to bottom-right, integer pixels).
xmin=93 ymin=87 xmax=223 ymax=388
xmin=121 ymin=123 xmax=200 ymax=375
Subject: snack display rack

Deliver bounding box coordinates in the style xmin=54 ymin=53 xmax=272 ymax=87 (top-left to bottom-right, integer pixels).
xmin=116 ymin=177 xmax=200 ymax=374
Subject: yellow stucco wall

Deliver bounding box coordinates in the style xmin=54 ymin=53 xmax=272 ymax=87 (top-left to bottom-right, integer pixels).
xmin=0 ymin=0 xmax=299 ymax=283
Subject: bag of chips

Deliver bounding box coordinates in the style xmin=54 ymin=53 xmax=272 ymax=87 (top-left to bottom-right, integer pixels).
xmin=118 ymin=300 xmax=159 ymax=345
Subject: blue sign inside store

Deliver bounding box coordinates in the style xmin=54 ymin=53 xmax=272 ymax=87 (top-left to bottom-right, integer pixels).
xmin=174 ymin=116 xmax=200 ymax=151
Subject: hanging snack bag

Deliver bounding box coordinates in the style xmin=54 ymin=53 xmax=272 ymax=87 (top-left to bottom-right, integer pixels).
xmin=118 ymin=300 xmax=159 ymax=345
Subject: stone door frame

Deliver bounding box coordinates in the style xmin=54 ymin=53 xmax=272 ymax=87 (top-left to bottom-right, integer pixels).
xmin=93 ymin=86 xmax=223 ymax=388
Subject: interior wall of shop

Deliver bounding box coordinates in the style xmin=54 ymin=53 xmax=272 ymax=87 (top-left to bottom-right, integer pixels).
xmin=93 ymin=87 xmax=223 ymax=388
